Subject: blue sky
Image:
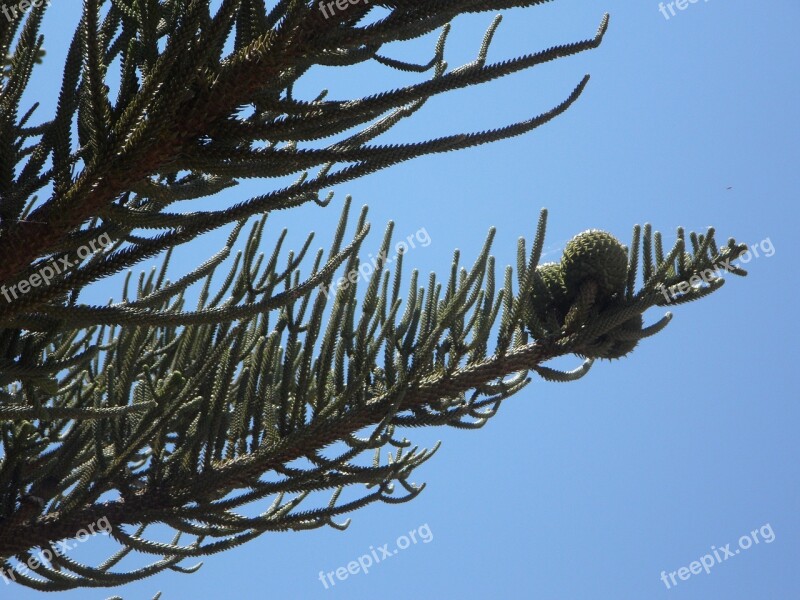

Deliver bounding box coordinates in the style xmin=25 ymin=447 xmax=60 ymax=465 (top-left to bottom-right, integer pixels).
xmin=7 ymin=1 xmax=799 ymax=598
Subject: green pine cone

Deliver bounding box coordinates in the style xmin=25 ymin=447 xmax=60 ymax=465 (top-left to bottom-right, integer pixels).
xmin=561 ymin=230 xmax=628 ymax=300
xmin=526 ymin=262 xmax=569 ymax=333
xmin=576 ymin=313 xmax=644 ymax=360
xmin=603 ymin=313 xmax=644 ymax=359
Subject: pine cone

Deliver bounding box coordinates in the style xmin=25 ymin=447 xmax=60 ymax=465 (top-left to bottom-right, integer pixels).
xmin=576 ymin=313 xmax=644 ymax=360
xmin=561 ymin=230 xmax=628 ymax=301
xmin=526 ymin=262 xmax=569 ymax=334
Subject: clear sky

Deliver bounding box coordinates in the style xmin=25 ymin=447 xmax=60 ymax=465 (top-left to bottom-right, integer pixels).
xmin=7 ymin=1 xmax=799 ymax=599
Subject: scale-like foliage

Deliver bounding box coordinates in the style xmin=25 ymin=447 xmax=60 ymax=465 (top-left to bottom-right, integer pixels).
xmin=0 ymin=1 xmax=747 ymax=592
